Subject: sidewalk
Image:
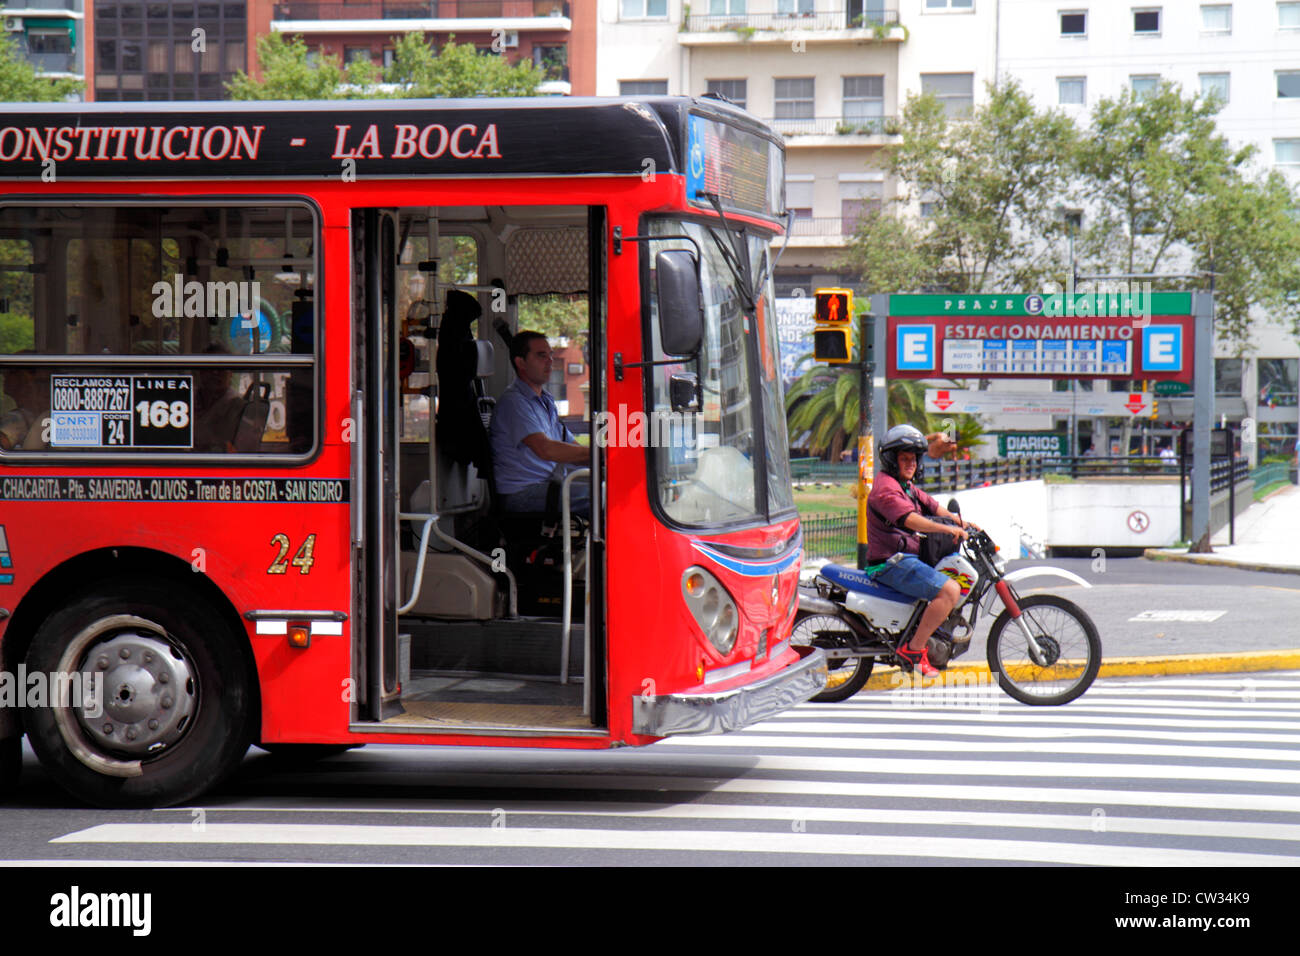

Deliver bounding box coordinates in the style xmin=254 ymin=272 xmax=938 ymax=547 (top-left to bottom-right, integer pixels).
xmin=1144 ymin=483 xmax=1300 ymax=575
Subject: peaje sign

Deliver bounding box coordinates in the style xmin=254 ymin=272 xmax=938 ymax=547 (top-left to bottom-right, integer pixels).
xmin=886 ymin=293 xmax=1193 ymax=381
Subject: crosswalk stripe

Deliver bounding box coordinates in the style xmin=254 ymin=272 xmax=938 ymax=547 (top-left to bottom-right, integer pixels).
xmin=50 ymin=822 xmax=1298 ymax=866
xmin=662 ymin=735 xmax=1300 ymax=762
xmin=729 ymin=722 xmax=1300 ymax=743
xmin=728 ymin=723 xmax=1300 ymax=749
xmin=768 ymin=713 xmax=1300 ymax=731
xmin=181 ymin=777 xmax=1300 ymax=814
xmin=146 ymin=803 xmax=1300 ymax=843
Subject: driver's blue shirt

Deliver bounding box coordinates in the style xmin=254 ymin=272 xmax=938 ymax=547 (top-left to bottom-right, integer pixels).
xmin=489 ymin=377 xmax=575 ymax=494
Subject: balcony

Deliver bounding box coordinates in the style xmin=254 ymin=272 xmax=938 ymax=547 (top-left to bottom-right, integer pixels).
xmin=681 ymin=7 xmax=902 ymax=45
xmin=272 ymin=0 xmax=569 ymax=22
xmin=761 ymin=115 xmax=899 ymax=144
xmin=24 ymin=50 xmax=78 ymax=73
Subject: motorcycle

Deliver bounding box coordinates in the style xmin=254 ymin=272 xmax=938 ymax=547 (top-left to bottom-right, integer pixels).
xmin=793 ymin=502 xmax=1101 ymax=705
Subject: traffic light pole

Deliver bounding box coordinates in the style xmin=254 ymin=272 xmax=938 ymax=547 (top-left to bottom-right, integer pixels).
xmin=857 ymin=311 xmax=874 ymax=570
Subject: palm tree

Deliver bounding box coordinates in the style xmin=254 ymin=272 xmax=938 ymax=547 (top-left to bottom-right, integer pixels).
xmin=785 ymin=354 xmax=984 ymax=459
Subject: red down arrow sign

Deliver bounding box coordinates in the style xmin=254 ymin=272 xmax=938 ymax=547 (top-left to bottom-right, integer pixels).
xmin=1123 ymin=393 xmax=1147 ymax=415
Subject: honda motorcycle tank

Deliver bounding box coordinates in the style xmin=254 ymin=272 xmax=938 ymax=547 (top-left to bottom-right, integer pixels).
xmin=934 ymin=553 xmax=979 ymax=606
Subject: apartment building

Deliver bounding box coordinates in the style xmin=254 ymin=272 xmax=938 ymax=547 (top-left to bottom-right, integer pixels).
xmin=998 ymin=0 xmax=1300 ymax=462
xmin=1 ymin=0 xmax=86 ymax=93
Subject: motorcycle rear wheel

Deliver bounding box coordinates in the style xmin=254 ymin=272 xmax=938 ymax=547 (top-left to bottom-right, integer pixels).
xmin=790 ymin=613 xmax=875 ymax=703
xmin=987 ymin=594 xmax=1101 ymax=705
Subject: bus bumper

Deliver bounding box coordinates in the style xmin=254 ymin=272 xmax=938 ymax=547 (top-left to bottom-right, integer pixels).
xmin=631 ymin=646 xmax=828 ymax=737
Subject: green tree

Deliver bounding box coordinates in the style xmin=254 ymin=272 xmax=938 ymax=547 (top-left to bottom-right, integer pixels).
xmin=229 ymin=33 xmax=542 ymax=100
xmin=1075 ymin=82 xmax=1300 ymax=344
xmin=385 ymin=33 xmax=542 ymax=98
xmin=517 ymin=294 xmax=587 ymax=348
xmin=839 ymin=79 xmax=1079 ymax=294
xmin=227 ymin=33 xmax=377 ymax=100
xmin=0 ymin=33 xmax=82 ymax=101
xmin=784 ymin=356 xmax=983 ymax=459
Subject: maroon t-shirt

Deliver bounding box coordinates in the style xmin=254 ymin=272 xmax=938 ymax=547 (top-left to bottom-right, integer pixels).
xmin=866 ymin=473 xmax=939 ymax=563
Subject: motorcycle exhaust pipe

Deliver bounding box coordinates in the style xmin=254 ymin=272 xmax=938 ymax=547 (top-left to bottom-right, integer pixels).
xmin=797 ymin=589 xmax=840 ymax=616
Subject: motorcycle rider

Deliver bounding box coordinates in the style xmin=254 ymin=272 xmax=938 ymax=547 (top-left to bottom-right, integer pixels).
xmin=866 ymin=424 xmax=976 ymax=677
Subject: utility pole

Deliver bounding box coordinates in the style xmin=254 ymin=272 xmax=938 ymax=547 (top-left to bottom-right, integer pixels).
xmin=857 ymin=309 xmax=874 ymax=570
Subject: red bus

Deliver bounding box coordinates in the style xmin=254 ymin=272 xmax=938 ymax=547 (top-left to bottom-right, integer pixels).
xmin=0 ymin=96 xmax=824 ymax=808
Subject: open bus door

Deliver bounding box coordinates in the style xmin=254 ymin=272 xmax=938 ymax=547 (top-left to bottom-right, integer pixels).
xmin=351 ymin=203 xmax=609 ymax=737
xmin=354 ymin=208 xmax=403 ymax=721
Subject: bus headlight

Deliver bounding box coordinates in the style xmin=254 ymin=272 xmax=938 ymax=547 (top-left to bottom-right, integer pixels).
xmin=682 ymin=566 xmax=739 ymax=656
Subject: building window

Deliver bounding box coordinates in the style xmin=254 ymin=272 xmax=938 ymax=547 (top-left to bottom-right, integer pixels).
xmin=777 ymin=0 xmax=815 ymax=14
xmin=1058 ymin=77 xmax=1086 ymax=105
xmin=1283 ymin=3 xmax=1300 ymax=29
xmin=1200 ymin=72 xmax=1230 ymax=102
xmin=1130 ymin=75 xmax=1160 ymax=99
xmin=924 ymin=0 xmax=974 ymax=9
xmin=1201 ymin=4 xmax=1231 ymax=32
xmin=1215 ymin=358 xmax=1242 ymax=397
xmin=1275 ymin=139 xmax=1300 ymax=164
xmin=708 ymin=0 xmax=747 ymax=13
xmin=921 ymin=73 xmax=974 ymax=117
xmin=839 ymin=178 xmax=883 ymax=233
xmin=774 ymin=77 xmax=815 ymax=120
xmin=621 ymin=0 xmax=668 ymax=18
xmin=1133 ymin=7 xmax=1161 ymax=33
xmin=706 ymin=78 xmax=747 ymax=109
xmin=344 ymin=46 xmax=372 ymax=63
xmin=842 ymin=75 xmax=884 ymax=131
xmin=1259 ymin=358 xmax=1299 ymax=407
xmin=619 ymin=80 xmax=668 ymax=95
xmin=1278 ymin=71 xmax=1300 ymax=98
xmin=1060 ymin=10 xmax=1086 ymax=35
xmin=786 ymin=176 xmax=814 ymax=219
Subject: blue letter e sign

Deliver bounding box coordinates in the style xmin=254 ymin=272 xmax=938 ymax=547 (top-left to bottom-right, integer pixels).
xmin=1142 ymin=325 xmax=1182 ymax=372
xmin=897 ymin=325 xmax=935 ymax=371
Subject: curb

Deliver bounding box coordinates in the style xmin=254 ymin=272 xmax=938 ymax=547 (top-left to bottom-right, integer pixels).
xmin=1143 ymin=548 xmax=1300 ymax=576
xmin=859 ymin=649 xmax=1300 ymax=693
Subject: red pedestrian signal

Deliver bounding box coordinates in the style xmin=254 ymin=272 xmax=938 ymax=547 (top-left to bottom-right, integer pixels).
xmin=815 ymin=289 xmax=853 ymax=325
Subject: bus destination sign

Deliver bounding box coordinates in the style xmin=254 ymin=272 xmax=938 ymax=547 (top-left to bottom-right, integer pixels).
xmin=686 ymin=113 xmax=781 ymax=219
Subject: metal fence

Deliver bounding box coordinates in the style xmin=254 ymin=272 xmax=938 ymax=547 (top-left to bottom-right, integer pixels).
xmin=800 ymin=512 xmax=857 ymax=563
xmin=685 ymin=8 xmax=899 ymax=33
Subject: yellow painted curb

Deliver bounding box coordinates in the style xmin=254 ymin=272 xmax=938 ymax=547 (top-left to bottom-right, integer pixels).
xmin=1143 ymin=549 xmax=1300 ymax=576
xmin=858 ymin=649 xmax=1300 ymax=693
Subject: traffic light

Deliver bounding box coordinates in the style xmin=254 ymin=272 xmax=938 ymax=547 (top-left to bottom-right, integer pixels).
xmin=813 ymin=288 xmax=853 ymax=364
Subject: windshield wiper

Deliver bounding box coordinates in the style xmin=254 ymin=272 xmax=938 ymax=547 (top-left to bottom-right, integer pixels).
xmin=700 ymin=192 xmax=756 ymax=314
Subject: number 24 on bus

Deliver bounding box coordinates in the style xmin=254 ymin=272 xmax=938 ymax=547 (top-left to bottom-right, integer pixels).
xmin=0 ymin=97 xmax=825 ymax=807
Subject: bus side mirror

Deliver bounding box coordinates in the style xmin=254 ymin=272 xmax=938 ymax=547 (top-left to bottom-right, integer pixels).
xmin=655 ymin=249 xmax=702 ymax=357
xmin=669 ymin=371 xmax=701 ymax=412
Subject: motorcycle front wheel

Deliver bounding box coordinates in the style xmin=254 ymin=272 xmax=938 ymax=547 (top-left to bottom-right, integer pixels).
xmin=986 ymin=594 xmax=1101 ymax=705
xmin=790 ymin=613 xmax=874 ymax=703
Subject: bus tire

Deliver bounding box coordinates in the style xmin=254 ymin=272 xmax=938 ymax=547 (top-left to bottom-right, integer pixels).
xmin=21 ymin=580 xmax=254 ymax=809
xmin=0 ymin=734 xmax=20 ymax=800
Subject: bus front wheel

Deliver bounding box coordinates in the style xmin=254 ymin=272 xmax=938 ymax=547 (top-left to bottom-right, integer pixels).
xmin=21 ymin=580 xmax=255 ymax=808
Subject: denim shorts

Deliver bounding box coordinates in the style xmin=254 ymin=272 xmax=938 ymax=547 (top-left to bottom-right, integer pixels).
xmin=871 ymin=554 xmax=950 ymax=601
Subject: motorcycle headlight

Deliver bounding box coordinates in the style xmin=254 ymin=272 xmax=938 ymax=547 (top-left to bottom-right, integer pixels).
xmin=682 ymin=566 xmax=739 ymax=656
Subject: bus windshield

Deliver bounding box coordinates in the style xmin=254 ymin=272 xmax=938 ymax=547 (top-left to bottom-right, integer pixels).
xmin=646 ymin=218 xmax=795 ymax=528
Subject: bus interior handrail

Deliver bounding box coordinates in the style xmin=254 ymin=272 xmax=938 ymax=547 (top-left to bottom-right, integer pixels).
xmin=397 ymin=511 xmax=519 ymax=619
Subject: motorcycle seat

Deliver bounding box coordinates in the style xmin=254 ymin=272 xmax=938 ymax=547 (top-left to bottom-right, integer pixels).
xmin=819 ymin=563 xmax=917 ymax=606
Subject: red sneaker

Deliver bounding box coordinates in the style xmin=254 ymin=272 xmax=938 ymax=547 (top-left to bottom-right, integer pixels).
xmin=897 ymin=643 xmax=940 ymax=678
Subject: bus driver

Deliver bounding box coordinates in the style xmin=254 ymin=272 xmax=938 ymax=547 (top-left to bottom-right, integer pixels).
xmin=489 ymin=331 xmax=591 ymax=520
